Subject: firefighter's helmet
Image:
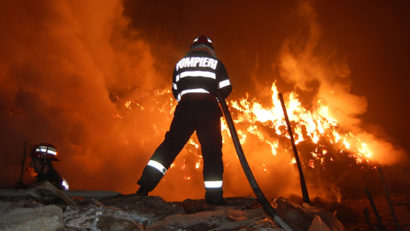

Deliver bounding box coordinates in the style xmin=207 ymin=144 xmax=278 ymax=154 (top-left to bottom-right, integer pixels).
xmin=191 ymin=35 xmax=214 ymax=49
xmin=31 ymin=143 xmax=59 ymax=161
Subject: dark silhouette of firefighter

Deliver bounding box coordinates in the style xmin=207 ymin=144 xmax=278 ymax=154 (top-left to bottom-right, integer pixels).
xmin=137 ymin=35 xmax=232 ymax=205
xmin=29 ymin=143 xmax=69 ymax=190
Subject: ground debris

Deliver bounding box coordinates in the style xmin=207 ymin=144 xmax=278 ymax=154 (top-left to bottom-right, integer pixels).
xmin=28 ymin=181 xmax=77 ymax=207
xmin=273 ymin=197 xmax=344 ymax=231
xmin=0 ymin=190 xmax=348 ymax=231
xmin=146 ymin=207 xmax=280 ymax=231
xmin=0 ymin=202 xmax=63 ymax=231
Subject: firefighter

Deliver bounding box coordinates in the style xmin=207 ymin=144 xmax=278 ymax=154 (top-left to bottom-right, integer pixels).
xmin=136 ymin=35 xmax=232 ymax=205
xmin=29 ymin=143 xmax=69 ymax=190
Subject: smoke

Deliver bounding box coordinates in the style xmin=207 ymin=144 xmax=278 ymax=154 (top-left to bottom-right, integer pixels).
xmin=276 ymin=1 xmax=406 ymax=166
xmin=0 ymin=0 xmax=165 ymax=193
xmin=278 ymin=2 xmax=366 ymax=127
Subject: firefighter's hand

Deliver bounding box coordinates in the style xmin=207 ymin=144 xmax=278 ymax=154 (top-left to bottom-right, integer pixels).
xmin=15 ymin=182 xmax=28 ymax=189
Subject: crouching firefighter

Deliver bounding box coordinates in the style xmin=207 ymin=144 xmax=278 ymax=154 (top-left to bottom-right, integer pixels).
xmin=30 ymin=143 xmax=69 ymax=190
xmin=137 ymin=35 xmax=232 ymax=205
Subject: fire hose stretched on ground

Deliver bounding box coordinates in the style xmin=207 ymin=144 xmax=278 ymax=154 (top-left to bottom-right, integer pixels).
xmin=217 ymin=93 xmax=293 ymax=231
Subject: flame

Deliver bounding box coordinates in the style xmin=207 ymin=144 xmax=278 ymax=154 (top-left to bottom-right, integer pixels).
xmin=228 ymin=82 xmax=379 ymax=167
xmin=122 ymin=81 xmax=399 ymax=200
xmin=125 ymin=82 xmax=382 ymax=181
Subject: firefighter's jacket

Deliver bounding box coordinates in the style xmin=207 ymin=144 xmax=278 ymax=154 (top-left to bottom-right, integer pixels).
xmin=172 ymin=49 xmax=232 ymax=101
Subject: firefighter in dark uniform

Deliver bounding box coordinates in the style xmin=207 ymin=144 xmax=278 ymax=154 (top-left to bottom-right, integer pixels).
xmin=137 ymin=35 xmax=232 ymax=205
xmin=30 ymin=143 xmax=69 ymax=190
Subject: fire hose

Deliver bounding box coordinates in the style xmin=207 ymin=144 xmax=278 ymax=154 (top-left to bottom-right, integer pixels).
xmin=217 ymin=93 xmax=293 ymax=231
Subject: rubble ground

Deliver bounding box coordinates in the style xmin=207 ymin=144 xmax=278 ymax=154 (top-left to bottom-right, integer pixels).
xmin=0 ymin=185 xmax=347 ymax=231
xmin=3 ymin=181 xmax=409 ymax=231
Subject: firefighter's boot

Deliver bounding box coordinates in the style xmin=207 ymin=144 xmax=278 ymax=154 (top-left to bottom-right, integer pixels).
xmin=136 ymin=186 xmax=149 ymax=196
xmin=136 ymin=164 xmax=164 ymax=196
xmin=205 ymin=189 xmax=225 ymax=205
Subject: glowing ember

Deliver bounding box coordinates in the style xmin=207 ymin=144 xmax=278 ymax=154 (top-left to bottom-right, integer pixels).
xmin=195 ymin=161 xmax=201 ymax=169
xmin=188 ymin=139 xmax=199 ymax=149
xmin=27 ymin=167 xmax=38 ymax=177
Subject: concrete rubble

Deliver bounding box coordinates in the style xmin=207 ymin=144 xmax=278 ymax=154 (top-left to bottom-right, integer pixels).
xmin=273 ymin=197 xmax=344 ymax=231
xmin=0 ymin=183 xmax=345 ymax=231
xmin=0 ymin=202 xmax=63 ymax=231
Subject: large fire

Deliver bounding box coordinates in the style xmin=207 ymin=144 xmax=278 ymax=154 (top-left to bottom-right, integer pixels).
xmin=228 ymin=82 xmax=375 ymax=166
xmin=1 ymin=0 xmax=407 ymax=204
xmin=120 ymin=80 xmax=390 ymax=200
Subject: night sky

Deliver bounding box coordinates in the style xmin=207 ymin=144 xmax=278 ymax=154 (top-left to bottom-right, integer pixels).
xmin=0 ymin=0 xmax=409 ymax=200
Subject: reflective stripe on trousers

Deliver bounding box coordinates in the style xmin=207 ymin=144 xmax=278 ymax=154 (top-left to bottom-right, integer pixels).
xmin=204 ymin=180 xmax=223 ymax=189
xmin=147 ymin=160 xmax=167 ymax=175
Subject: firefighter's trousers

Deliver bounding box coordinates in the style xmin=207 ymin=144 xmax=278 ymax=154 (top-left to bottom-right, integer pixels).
xmin=138 ymin=99 xmax=224 ymax=193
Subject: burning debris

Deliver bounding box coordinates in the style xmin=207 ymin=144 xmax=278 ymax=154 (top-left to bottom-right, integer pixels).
xmin=121 ymin=81 xmax=403 ymax=201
